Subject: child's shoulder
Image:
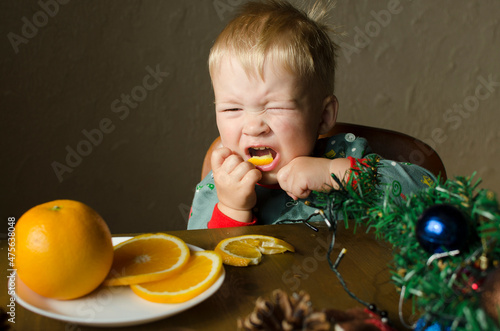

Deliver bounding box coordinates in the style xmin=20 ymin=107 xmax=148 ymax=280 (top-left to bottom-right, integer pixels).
xmin=196 ymin=171 xmax=216 ymax=193
xmin=320 ymin=133 xmax=372 ymax=159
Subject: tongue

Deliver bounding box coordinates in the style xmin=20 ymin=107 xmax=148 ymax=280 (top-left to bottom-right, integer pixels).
xmin=248 ymin=148 xmax=274 ymax=166
xmin=252 ymin=149 xmax=272 ymax=157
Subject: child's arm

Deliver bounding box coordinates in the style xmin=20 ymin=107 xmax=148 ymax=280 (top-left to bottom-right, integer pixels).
xmin=277 ymin=157 xmax=351 ymax=200
xmin=277 ymin=153 xmax=437 ymax=203
xmin=211 ymin=147 xmax=262 ymax=223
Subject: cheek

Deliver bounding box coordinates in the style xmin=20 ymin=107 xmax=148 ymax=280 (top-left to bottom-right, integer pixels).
xmin=217 ymin=120 xmax=239 ymax=149
xmin=274 ymin=118 xmax=318 ymax=154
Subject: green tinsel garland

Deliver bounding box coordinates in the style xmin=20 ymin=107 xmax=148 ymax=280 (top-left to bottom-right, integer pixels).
xmin=310 ymin=156 xmax=500 ymax=330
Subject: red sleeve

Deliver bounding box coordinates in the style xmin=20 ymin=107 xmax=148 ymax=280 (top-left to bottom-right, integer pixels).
xmin=347 ymin=156 xmax=369 ymax=187
xmin=348 ymin=156 xmax=369 ymax=170
xmin=207 ymin=203 xmax=257 ymax=229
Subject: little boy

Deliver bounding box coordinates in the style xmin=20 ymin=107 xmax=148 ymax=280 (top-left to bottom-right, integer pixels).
xmin=187 ymin=0 xmax=436 ymax=230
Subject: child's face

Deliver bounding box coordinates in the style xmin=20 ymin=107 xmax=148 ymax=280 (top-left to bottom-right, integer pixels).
xmin=212 ymin=56 xmax=330 ymax=185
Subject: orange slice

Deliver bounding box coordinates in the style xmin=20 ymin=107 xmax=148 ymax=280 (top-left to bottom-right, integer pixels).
xmin=131 ymin=251 xmax=223 ymax=303
xmin=248 ymin=154 xmax=273 ymax=166
xmin=104 ymin=233 xmax=190 ymax=286
xmin=214 ymin=235 xmax=295 ymax=267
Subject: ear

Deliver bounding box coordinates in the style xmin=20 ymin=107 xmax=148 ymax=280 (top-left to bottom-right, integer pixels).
xmin=318 ymin=95 xmax=338 ymax=135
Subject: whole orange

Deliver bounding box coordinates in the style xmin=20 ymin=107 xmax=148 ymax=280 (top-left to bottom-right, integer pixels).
xmin=15 ymin=199 xmax=114 ymax=300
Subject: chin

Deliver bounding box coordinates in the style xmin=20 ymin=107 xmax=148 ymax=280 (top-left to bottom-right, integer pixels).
xmin=258 ymin=172 xmax=279 ymax=186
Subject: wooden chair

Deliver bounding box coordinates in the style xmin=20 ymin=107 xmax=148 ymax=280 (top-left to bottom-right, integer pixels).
xmin=201 ymin=122 xmax=447 ymax=181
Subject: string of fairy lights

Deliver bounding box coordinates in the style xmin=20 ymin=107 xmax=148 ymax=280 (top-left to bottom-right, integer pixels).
xmin=281 ymin=156 xmax=500 ymax=330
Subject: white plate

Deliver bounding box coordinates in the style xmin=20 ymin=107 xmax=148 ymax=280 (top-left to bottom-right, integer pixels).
xmin=15 ymin=237 xmax=225 ymax=327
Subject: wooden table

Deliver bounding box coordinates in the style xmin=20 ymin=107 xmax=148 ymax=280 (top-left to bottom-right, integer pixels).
xmin=1 ymin=222 xmax=414 ymax=330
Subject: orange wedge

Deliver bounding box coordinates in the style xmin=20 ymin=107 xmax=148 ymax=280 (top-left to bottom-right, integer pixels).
xmin=131 ymin=251 xmax=223 ymax=303
xmin=104 ymin=233 xmax=190 ymax=286
xmin=248 ymin=154 xmax=273 ymax=166
xmin=214 ymin=235 xmax=295 ymax=267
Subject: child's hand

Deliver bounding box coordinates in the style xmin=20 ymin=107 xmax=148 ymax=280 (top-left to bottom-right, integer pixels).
xmin=277 ymin=157 xmax=351 ymax=200
xmin=211 ymin=147 xmax=262 ymax=222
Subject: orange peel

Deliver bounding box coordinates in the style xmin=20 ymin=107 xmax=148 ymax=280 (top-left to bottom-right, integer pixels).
xmin=248 ymin=154 xmax=274 ymax=166
xmin=104 ymin=233 xmax=190 ymax=286
xmin=131 ymin=251 xmax=223 ymax=303
xmin=214 ymin=234 xmax=294 ymax=267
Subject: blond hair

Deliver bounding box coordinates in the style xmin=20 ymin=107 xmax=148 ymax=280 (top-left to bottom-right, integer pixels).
xmin=208 ymin=0 xmax=340 ymax=96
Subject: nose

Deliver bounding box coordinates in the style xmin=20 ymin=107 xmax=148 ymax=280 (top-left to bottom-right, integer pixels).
xmin=242 ymin=112 xmax=270 ymax=136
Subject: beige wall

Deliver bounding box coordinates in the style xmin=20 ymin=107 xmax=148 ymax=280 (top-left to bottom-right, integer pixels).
xmin=2 ymin=0 xmax=499 ymax=234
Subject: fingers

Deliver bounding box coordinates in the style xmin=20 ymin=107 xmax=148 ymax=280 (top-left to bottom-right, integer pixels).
xmin=287 ymin=188 xmax=311 ymax=200
xmin=242 ymin=167 xmax=262 ymax=186
xmin=286 ymin=192 xmax=300 ymax=201
xmin=277 ymin=165 xmax=311 ymax=200
xmin=211 ymin=147 xmax=262 ymax=184
xmin=211 ymin=147 xmax=262 ymax=212
xmin=211 ymin=147 xmax=233 ymax=172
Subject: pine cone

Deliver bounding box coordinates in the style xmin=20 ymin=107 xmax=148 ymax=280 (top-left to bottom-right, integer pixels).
xmin=237 ymin=289 xmax=331 ymax=331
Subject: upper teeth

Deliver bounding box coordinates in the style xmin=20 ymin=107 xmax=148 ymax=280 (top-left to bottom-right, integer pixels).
xmin=252 ymin=147 xmax=269 ymax=150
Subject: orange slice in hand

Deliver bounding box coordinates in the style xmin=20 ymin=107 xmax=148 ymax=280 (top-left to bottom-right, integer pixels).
xmin=248 ymin=154 xmax=273 ymax=166
xmin=131 ymin=251 xmax=223 ymax=303
xmin=104 ymin=233 xmax=190 ymax=286
xmin=214 ymin=235 xmax=295 ymax=267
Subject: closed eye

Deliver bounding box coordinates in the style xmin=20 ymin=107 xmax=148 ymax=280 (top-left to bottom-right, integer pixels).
xmin=266 ymin=107 xmax=294 ymax=112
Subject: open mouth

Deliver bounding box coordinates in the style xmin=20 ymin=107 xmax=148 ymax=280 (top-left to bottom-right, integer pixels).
xmin=247 ymin=147 xmax=277 ymax=166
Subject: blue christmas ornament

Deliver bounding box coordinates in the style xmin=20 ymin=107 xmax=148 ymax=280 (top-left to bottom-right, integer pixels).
xmin=416 ymin=204 xmax=469 ymax=254
xmin=415 ymin=318 xmax=451 ymax=331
